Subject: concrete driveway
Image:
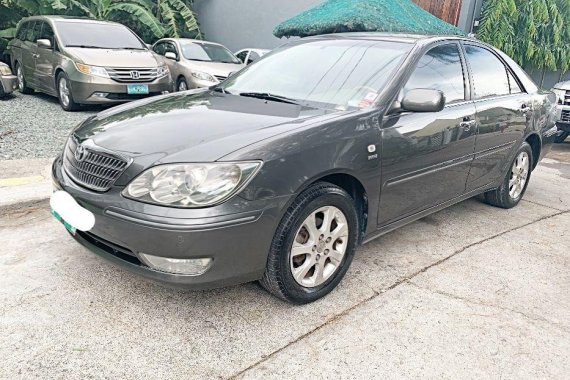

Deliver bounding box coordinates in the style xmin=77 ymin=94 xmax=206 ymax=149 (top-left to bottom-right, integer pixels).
xmin=1 ymin=144 xmax=569 ymax=379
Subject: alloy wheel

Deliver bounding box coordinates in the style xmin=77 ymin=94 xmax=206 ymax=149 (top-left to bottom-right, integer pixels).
xmin=509 ymin=151 xmax=530 ymax=199
xmin=290 ymin=206 xmax=349 ymax=288
xmin=16 ymin=66 xmax=24 ymax=92
xmin=59 ymin=77 xmax=70 ymax=107
xmin=178 ymin=80 xmax=188 ymax=91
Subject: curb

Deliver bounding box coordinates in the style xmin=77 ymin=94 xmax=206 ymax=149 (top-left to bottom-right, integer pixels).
xmin=0 ymin=158 xmax=53 ymax=215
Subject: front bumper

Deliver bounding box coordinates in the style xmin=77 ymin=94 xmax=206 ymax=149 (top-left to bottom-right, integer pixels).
xmin=0 ymin=74 xmax=17 ymax=96
xmin=68 ymin=72 xmax=173 ymax=104
xmin=52 ymin=157 xmax=287 ymax=289
xmin=555 ymin=104 xmax=570 ymax=132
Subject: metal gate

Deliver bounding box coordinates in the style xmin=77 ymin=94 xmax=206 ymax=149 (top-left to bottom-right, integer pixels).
xmin=412 ymin=0 xmax=463 ymax=26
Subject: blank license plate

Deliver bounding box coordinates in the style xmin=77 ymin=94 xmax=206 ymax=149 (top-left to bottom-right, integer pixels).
xmin=127 ymin=84 xmax=149 ymax=95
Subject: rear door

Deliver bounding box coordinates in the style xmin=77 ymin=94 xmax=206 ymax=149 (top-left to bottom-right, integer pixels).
xmin=35 ymin=21 xmax=58 ymax=94
xmin=378 ymin=42 xmax=477 ymax=225
xmin=21 ymin=21 xmax=41 ymax=87
xmin=462 ymin=44 xmax=532 ymax=191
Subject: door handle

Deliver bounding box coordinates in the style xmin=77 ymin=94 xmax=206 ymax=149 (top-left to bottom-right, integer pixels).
xmin=32 ymin=53 xmax=39 ymax=58
xmin=460 ymin=118 xmax=476 ymax=131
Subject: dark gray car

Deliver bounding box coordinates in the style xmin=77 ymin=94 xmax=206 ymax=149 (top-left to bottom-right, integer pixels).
xmin=51 ymin=33 xmax=557 ymax=304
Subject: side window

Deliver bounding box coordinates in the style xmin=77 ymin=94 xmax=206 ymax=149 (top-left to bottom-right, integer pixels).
xmin=464 ymin=45 xmax=511 ymax=99
xmin=508 ymin=71 xmax=522 ymax=94
xmin=25 ymin=21 xmax=37 ymax=42
xmin=236 ymin=51 xmax=248 ymax=63
xmin=405 ymin=43 xmax=466 ymax=104
xmin=16 ymin=22 xmax=28 ymax=40
xmin=248 ymin=51 xmax=260 ymax=64
xmin=153 ymin=42 xmax=165 ymax=55
xmin=38 ymin=22 xmax=55 ymax=47
xmin=165 ymin=42 xmax=178 ymax=58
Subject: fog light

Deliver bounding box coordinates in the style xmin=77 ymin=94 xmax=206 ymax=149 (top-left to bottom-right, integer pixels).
xmin=138 ymin=253 xmax=212 ymax=275
xmin=93 ymin=92 xmax=108 ymax=98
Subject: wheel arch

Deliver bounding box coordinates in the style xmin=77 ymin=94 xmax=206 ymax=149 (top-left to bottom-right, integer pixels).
xmin=525 ymin=133 xmax=541 ymax=170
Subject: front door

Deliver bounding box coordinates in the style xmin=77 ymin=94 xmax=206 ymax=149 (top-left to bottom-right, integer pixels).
xmin=34 ymin=21 xmax=58 ymax=94
xmin=378 ymin=42 xmax=477 ymax=225
xmin=21 ymin=21 xmax=40 ymax=87
xmin=462 ymin=44 xmax=532 ymax=190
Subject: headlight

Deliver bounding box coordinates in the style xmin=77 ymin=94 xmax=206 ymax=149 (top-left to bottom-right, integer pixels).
xmin=0 ymin=65 xmax=12 ymax=75
xmin=191 ymin=70 xmax=216 ymax=82
xmin=75 ymin=62 xmax=109 ymax=78
xmin=552 ymin=88 xmax=566 ymax=104
xmin=123 ymin=161 xmax=262 ymax=207
xmin=157 ymin=65 xmax=169 ymax=77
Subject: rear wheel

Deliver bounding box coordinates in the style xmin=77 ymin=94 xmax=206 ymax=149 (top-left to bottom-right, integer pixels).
xmin=554 ymin=131 xmax=569 ymax=143
xmin=15 ymin=62 xmax=33 ymax=94
xmin=482 ymin=142 xmax=533 ymax=209
xmin=56 ymin=72 xmax=79 ymax=111
xmin=260 ymin=182 xmax=359 ymax=304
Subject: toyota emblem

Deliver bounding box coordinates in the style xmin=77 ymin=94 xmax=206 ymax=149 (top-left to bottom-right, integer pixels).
xmin=130 ymin=70 xmax=140 ymax=79
xmin=75 ymin=144 xmax=87 ymax=162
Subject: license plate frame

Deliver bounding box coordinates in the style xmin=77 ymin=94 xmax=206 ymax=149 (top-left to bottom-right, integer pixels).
xmin=127 ymin=84 xmax=149 ymax=95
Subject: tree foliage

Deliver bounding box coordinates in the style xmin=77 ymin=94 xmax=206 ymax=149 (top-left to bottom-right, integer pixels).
xmin=478 ymin=0 xmax=570 ymax=72
xmin=0 ymin=0 xmax=203 ymax=60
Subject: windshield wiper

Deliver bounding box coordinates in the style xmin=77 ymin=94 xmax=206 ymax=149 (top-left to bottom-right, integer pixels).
xmin=238 ymin=92 xmax=299 ymax=105
xmin=66 ymin=45 xmax=107 ymax=49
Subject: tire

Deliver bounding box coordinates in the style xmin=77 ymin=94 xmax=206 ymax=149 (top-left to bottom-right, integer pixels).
xmin=56 ymin=72 xmax=79 ymax=111
xmin=482 ymin=142 xmax=533 ymax=209
xmin=554 ymin=131 xmax=569 ymax=143
xmin=177 ymin=77 xmax=189 ymax=92
xmin=260 ymin=182 xmax=359 ymax=304
xmin=15 ymin=62 xmax=33 ymax=94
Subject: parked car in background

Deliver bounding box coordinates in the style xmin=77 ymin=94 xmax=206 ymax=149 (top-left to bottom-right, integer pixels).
xmin=51 ymin=33 xmax=556 ymax=304
xmin=6 ymin=16 xmax=172 ymax=111
xmin=551 ymin=81 xmax=570 ymax=142
xmin=235 ymin=48 xmax=270 ymax=65
xmin=0 ymin=62 xmax=17 ymax=98
xmin=153 ymin=38 xmax=244 ymax=91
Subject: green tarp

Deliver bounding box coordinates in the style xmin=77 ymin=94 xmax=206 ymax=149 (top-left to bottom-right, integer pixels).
xmin=274 ymin=0 xmax=465 ymax=38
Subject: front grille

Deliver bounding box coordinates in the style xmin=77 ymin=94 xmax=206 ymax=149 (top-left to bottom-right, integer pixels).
xmin=63 ymin=137 xmax=129 ymax=192
xmin=214 ymin=75 xmax=227 ymax=82
xmin=106 ymin=67 xmax=159 ymax=83
xmin=565 ymin=90 xmax=570 ymax=106
xmin=561 ymin=110 xmax=570 ymax=123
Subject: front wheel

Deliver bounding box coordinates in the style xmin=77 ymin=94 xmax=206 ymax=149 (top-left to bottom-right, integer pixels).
xmin=56 ymin=72 xmax=79 ymax=111
xmin=177 ymin=77 xmax=189 ymax=92
xmin=260 ymin=182 xmax=359 ymax=304
xmin=482 ymin=142 xmax=533 ymax=209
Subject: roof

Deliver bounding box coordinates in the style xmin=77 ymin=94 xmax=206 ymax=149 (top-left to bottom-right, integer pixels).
xmin=21 ymin=15 xmax=120 ymax=25
xmin=274 ymin=0 xmax=465 ymax=38
xmin=161 ymin=38 xmax=226 ymax=48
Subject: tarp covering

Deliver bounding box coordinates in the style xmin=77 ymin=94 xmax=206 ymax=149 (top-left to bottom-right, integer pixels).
xmin=274 ymin=0 xmax=465 ymax=38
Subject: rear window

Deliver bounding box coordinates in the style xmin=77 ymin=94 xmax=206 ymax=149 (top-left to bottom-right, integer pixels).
xmin=464 ymin=45 xmax=511 ymax=99
xmin=55 ymin=21 xmax=145 ymax=50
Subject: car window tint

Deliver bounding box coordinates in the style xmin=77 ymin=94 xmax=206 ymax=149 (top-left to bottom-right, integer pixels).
xmin=153 ymin=42 xmax=165 ymax=55
xmin=248 ymin=51 xmax=260 ymax=64
xmin=405 ymin=43 xmax=465 ymax=104
xmin=236 ymin=51 xmax=248 ymax=63
xmin=465 ymin=45 xmax=511 ymax=99
xmin=165 ymin=42 xmax=178 ymax=56
xmin=39 ymin=22 xmax=55 ymax=46
xmin=508 ymin=71 xmax=522 ymax=94
xmin=16 ymin=22 xmax=28 ymax=40
xmin=25 ymin=21 xmax=37 ymax=42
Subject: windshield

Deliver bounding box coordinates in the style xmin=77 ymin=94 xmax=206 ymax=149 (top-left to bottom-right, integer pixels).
xmin=181 ymin=42 xmax=240 ymax=64
xmin=56 ymin=22 xmax=145 ymax=49
xmin=221 ymin=39 xmax=412 ymax=110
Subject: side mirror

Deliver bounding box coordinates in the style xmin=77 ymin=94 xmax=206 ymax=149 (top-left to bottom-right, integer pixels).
xmin=37 ymin=39 xmax=52 ymax=49
xmin=401 ymin=89 xmax=445 ymax=113
xmin=165 ymin=52 xmax=177 ymax=60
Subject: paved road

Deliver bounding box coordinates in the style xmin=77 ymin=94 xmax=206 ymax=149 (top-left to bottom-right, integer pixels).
xmin=1 ymin=144 xmax=569 ymax=379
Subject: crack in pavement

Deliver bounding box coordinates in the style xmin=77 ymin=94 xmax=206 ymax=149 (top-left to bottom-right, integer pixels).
xmin=407 ymin=282 xmax=570 ymax=334
xmin=228 ymin=209 xmax=569 ymax=379
xmin=522 ymin=198 xmax=568 ymax=212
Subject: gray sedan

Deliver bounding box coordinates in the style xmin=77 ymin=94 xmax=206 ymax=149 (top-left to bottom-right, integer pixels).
xmin=0 ymin=62 xmax=17 ymax=97
xmin=51 ymin=33 xmax=557 ymax=304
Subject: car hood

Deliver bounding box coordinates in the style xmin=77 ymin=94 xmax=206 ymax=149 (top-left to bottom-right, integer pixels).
xmin=73 ymin=90 xmax=341 ymax=166
xmin=181 ymin=60 xmax=245 ymax=77
xmin=65 ymin=48 xmax=162 ymax=68
xmin=553 ymin=80 xmax=570 ymax=90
